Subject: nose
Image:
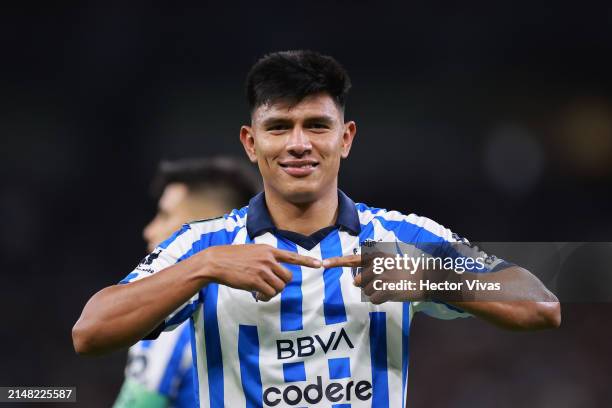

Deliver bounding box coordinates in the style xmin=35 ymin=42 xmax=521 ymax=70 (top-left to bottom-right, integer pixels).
xmin=286 ymin=126 xmax=312 ymax=156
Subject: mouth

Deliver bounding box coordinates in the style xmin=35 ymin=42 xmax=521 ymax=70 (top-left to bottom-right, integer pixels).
xmin=279 ymin=160 xmax=319 ymax=177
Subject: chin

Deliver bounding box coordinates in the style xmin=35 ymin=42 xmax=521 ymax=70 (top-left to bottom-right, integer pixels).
xmin=278 ymin=181 xmax=322 ymax=204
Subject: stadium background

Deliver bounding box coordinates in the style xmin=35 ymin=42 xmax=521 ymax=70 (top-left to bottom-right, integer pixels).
xmin=1 ymin=2 xmax=611 ymax=407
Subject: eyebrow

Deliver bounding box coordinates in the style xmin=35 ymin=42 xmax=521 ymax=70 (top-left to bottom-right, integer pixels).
xmin=303 ymin=115 xmax=335 ymax=125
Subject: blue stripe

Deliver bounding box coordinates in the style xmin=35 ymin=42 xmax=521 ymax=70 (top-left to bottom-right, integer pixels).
xmin=159 ymin=224 xmax=191 ymax=249
xmin=277 ymin=238 xmax=303 ymax=332
xmin=178 ymin=226 xmax=244 ymax=262
xmin=226 ymin=207 xmax=248 ymax=223
xmin=358 ymin=222 xmax=375 ymax=243
xmin=282 ymin=361 xmax=306 ymax=382
xmin=355 ymin=203 xmax=384 ymax=215
xmin=118 ymin=272 xmax=138 ymax=284
xmin=158 ymin=324 xmax=191 ymax=395
xmin=374 ymin=217 xmax=490 ymax=273
xmin=320 ymin=230 xmax=347 ymax=325
xmin=402 ymin=303 xmax=410 ymax=404
xmin=203 ymin=284 xmax=224 ymax=407
xmin=238 ymin=325 xmax=263 ymax=408
xmin=370 ymin=312 xmax=389 ymax=408
xmin=189 ymin=315 xmax=201 ymax=408
xmin=328 ymin=357 xmax=351 ymax=379
xmin=166 ymin=300 xmax=200 ymax=328
xmin=175 ymin=364 xmax=196 ymax=408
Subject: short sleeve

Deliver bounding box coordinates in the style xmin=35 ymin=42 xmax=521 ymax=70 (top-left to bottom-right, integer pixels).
xmin=118 ymin=224 xmax=201 ymax=331
xmin=387 ymin=212 xmax=510 ymax=274
xmin=379 ymin=211 xmax=511 ymax=319
xmin=412 ymin=301 xmax=472 ymax=320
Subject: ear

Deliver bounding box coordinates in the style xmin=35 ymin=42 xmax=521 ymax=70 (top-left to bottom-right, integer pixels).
xmin=240 ymin=125 xmax=258 ymax=163
xmin=340 ymin=121 xmax=357 ymax=159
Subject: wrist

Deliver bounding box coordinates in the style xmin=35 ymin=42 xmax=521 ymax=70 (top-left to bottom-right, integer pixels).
xmin=189 ymin=247 xmax=218 ymax=286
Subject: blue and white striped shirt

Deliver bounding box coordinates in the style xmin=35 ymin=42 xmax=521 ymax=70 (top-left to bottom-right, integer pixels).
xmin=123 ymin=322 xmax=195 ymax=407
xmin=121 ymin=190 xmax=495 ymax=408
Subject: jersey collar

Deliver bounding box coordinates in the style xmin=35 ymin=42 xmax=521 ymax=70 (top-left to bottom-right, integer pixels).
xmin=246 ymin=189 xmax=361 ymax=239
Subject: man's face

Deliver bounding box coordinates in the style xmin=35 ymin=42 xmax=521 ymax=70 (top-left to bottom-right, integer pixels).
xmin=240 ymin=93 xmax=356 ymax=203
xmin=142 ymin=183 xmax=227 ymax=252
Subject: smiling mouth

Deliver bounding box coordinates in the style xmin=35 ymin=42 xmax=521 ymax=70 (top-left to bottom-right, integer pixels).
xmin=279 ymin=162 xmax=319 ymax=169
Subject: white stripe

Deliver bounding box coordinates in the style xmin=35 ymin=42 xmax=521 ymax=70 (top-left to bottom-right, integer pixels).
xmin=251 ymin=232 xmax=285 ymax=393
xmin=192 ymin=304 xmax=209 ymax=408
xmin=189 ymin=213 xmax=246 ymax=237
xmin=217 ymin=228 xmax=253 ymax=407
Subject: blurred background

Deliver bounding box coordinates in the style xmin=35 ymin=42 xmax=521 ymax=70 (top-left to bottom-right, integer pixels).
xmin=1 ymin=1 xmax=611 ymax=407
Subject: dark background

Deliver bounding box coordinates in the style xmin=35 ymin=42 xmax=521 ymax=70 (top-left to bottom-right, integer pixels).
xmin=1 ymin=2 xmax=611 ymax=407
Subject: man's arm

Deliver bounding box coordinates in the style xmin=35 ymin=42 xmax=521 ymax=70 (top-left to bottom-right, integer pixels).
xmin=72 ymin=244 xmax=321 ymax=355
xmin=323 ymin=256 xmax=561 ymax=330
xmin=72 ymin=252 xmax=209 ymax=356
xmin=446 ymin=265 xmax=561 ymax=330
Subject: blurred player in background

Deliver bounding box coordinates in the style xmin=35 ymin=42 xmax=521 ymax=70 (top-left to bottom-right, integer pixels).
xmin=113 ymin=157 xmax=261 ymax=408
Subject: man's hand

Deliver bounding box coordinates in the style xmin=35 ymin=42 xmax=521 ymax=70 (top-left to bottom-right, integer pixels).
xmin=323 ymin=254 xmax=426 ymax=304
xmin=203 ymin=244 xmax=322 ymax=301
xmin=323 ymin=253 xmax=561 ymax=330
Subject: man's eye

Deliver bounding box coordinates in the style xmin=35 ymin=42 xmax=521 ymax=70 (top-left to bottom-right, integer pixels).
xmin=308 ymin=123 xmax=329 ymax=130
xmin=267 ymin=125 xmax=289 ymax=132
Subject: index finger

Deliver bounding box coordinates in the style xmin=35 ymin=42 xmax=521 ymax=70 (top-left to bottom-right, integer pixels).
xmin=273 ymin=248 xmax=322 ymax=268
xmin=322 ymin=254 xmax=362 ymax=269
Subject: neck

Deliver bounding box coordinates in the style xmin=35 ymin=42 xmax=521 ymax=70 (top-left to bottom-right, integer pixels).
xmin=264 ymin=184 xmax=339 ymax=236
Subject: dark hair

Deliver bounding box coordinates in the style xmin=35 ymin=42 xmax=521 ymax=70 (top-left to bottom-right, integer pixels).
xmin=246 ymin=50 xmax=351 ymax=112
xmin=151 ymin=157 xmax=261 ymax=208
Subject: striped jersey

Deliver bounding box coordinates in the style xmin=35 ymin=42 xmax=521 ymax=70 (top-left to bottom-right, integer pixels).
xmin=115 ymin=322 xmax=195 ymax=408
xmin=120 ymin=190 xmax=494 ymax=408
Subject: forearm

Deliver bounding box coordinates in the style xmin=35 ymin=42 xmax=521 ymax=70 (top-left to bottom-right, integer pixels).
xmin=72 ymin=253 xmax=211 ymax=355
xmin=448 ymin=300 xmax=561 ymax=330
xmin=436 ymin=266 xmax=561 ymax=329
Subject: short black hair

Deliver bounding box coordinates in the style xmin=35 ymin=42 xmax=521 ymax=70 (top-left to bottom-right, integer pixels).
xmin=151 ymin=157 xmax=261 ymax=208
xmin=246 ymin=50 xmax=351 ymax=112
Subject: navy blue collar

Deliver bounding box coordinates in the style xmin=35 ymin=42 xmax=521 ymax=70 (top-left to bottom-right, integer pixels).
xmin=246 ymin=189 xmax=361 ymax=240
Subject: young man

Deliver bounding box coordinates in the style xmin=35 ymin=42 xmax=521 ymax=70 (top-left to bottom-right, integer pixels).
xmin=74 ymin=51 xmax=560 ymax=408
xmin=113 ymin=158 xmax=261 ymax=408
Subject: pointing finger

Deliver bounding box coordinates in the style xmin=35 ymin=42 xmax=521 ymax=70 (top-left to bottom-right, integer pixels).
xmin=322 ymin=255 xmax=362 ymax=269
xmin=273 ymin=249 xmax=322 ymax=268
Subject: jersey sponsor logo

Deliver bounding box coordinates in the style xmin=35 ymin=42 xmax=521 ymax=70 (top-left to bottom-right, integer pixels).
xmin=268 ymin=329 xmax=369 ymax=406
xmin=263 ymin=375 xmax=372 ymax=406
xmin=141 ymin=250 xmax=161 ymax=265
xmin=276 ymin=328 xmax=354 ymax=360
xmin=136 ymin=250 xmax=161 ymax=273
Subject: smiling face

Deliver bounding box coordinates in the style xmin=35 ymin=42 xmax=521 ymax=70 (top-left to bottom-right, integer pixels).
xmin=240 ymin=93 xmax=356 ymax=204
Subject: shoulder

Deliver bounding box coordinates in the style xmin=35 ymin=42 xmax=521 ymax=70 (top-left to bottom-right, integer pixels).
xmin=355 ymin=202 xmax=457 ymax=243
xmin=187 ymin=205 xmax=248 ymax=233
xmin=181 ymin=206 xmax=249 ymax=248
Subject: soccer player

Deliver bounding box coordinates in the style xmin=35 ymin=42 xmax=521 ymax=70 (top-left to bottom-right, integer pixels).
xmin=74 ymin=50 xmax=560 ymax=408
xmin=113 ymin=158 xmax=261 ymax=408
